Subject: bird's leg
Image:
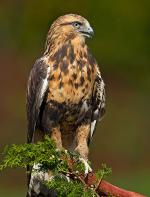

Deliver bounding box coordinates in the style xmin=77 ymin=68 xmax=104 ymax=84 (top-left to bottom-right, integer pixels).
xmin=75 ymin=124 xmax=92 ymax=174
xmin=51 ymin=126 xmax=62 ymax=149
xmin=75 ymin=124 xmax=89 ymax=159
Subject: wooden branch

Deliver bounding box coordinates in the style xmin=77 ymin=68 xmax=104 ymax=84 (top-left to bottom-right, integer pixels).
xmin=60 ymin=157 xmax=146 ymax=197
xmin=59 ymin=156 xmax=146 ymax=197
xmin=85 ymin=172 xmax=146 ymax=197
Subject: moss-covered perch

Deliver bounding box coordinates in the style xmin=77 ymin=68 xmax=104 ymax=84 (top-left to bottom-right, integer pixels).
xmin=0 ymin=136 xmax=146 ymax=197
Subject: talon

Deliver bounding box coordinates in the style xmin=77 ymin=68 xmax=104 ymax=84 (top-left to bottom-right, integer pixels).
xmin=64 ymin=173 xmax=70 ymax=182
xmin=79 ymin=158 xmax=92 ymax=175
xmin=64 ymin=149 xmax=68 ymax=153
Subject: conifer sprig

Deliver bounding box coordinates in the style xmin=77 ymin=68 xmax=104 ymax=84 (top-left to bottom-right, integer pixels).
xmin=0 ymin=136 xmax=111 ymax=197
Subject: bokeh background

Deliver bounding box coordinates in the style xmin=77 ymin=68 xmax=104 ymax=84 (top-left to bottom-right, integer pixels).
xmin=0 ymin=0 xmax=150 ymax=196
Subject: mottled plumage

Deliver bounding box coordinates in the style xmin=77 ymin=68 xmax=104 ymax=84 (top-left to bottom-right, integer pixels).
xmin=26 ymin=14 xmax=105 ymax=196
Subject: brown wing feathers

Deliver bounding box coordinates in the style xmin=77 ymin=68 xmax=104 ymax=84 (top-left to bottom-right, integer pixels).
xmin=27 ymin=59 xmax=50 ymax=143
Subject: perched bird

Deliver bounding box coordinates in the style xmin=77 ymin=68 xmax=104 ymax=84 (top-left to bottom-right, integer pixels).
xmin=26 ymin=14 xmax=105 ymax=195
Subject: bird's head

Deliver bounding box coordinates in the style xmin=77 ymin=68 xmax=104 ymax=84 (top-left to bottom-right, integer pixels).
xmin=47 ymin=14 xmax=94 ymax=45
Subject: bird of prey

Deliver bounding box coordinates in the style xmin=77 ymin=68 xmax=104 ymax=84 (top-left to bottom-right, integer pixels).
xmin=27 ymin=14 xmax=105 ymax=192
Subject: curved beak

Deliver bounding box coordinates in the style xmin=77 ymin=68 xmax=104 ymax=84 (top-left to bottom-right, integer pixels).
xmin=79 ymin=24 xmax=94 ymax=38
xmin=87 ymin=26 xmax=94 ymax=37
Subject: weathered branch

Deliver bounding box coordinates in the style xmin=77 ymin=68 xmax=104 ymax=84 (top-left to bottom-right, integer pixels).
xmin=62 ymin=156 xmax=146 ymax=197
xmin=85 ymin=172 xmax=146 ymax=197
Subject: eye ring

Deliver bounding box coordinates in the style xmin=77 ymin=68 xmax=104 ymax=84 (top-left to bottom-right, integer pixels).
xmin=73 ymin=22 xmax=82 ymax=28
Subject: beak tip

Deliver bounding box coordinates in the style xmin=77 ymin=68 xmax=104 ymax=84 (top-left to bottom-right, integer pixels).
xmin=88 ymin=27 xmax=94 ymax=37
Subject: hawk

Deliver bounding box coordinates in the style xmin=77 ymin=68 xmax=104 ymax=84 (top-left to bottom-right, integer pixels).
xmin=27 ymin=14 xmax=105 ymax=191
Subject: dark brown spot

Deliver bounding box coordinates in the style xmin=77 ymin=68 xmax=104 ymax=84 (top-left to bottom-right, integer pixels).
xmin=91 ymin=65 xmax=95 ymax=73
xmin=69 ymin=45 xmax=75 ymax=64
xmin=77 ymin=60 xmax=82 ymax=70
xmin=60 ymin=61 xmax=68 ymax=75
xmin=60 ymin=21 xmax=79 ymax=26
xmin=82 ymin=88 xmax=85 ymax=93
xmin=80 ymin=76 xmax=85 ymax=86
xmin=66 ymin=33 xmax=76 ymax=41
xmin=85 ymin=83 xmax=89 ymax=89
xmin=87 ymin=67 xmax=91 ymax=81
xmin=81 ymin=60 xmax=86 ymax=66
xmin=51 ymin=45 xmax=67 ymax=64
xmin=72 ymin=73 xmax=77 ymax=80
xmin=79 ymin=51 xmax=83 ymax=58
xmin=84 ymin=51 xmax=87 ymax=59
xmin=53 ymin=64 xmax=58 ymax=70
xmin=58 ymin=73 xmax=61 ymax=80
xmin=48 ymin=74 xmax=54 ymax=81
xmin=68 ymin=79 xmax=73 ymax=86
xmin=74 ymin=83 xmax=79 ymax=89
xmin=59 ymin=81 xmax=64 ymax=88
xmin=60 ymin=45 xmax=68 ymax=59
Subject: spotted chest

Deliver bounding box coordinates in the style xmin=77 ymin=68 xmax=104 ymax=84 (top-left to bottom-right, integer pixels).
xmin=47 ymin=41 xmax=97 ymax=104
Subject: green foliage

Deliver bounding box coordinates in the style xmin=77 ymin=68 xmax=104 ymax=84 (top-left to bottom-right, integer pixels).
xmin=0 ymin=136 xmax=111 ymax=196
xmin=95 ymin=163 xmax=112 ymax=181
xmin=0 ymin=136 xmax=57 ymax=171
xmin=46 ymin=176 xmax=96 ymax=197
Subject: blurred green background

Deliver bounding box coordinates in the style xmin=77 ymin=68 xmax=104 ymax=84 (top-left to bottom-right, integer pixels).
xmin=0 ymin=0 xmax=150 ymax=196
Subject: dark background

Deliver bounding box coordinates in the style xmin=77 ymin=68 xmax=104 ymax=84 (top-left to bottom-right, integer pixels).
xmin=0 ymin=0 xmax=150 ymax=196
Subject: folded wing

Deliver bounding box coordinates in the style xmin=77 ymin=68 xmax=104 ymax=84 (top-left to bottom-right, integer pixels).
xmin=26 ymin=58 xmax=50 ymax=143
xmin=90 ymin=69 xmax=106 ymax=140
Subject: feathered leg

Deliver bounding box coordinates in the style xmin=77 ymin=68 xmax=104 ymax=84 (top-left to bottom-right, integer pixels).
xmin=75 ymin=124 xmax=92 ymax=174
xmin=51 ymin=126 xmax=62 ymax=149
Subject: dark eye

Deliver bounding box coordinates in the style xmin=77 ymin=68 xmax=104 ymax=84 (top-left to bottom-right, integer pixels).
xmin=73 ymin=22 xmax=82 ymax=28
